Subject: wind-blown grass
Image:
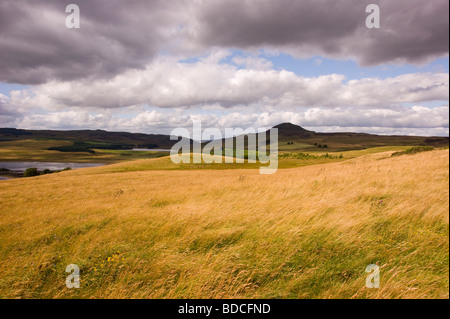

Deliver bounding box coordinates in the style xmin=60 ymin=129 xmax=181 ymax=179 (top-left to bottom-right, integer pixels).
xmin=0 ymin=149 xmax=448 ymax=298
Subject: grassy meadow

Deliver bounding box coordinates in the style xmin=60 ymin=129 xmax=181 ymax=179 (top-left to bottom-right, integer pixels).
xmin=0 ymin=137 xmax=421 ymax=165
xmin=0 ymin=147 xmax=448 ymax=299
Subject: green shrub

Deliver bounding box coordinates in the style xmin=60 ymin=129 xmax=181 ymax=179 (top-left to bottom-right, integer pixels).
xmin=279 ymin=152 xmax=342 ymax=160
xmin=23 ymin=168 xmax=39 ymax=177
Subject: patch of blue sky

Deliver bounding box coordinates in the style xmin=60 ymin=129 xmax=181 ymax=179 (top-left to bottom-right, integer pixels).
xmin=178 ymin=56 xmax=202 ymax=64
xmin=0 ymin=83 xmax=30 ymax=97
xmin=179 ymin=49 xmax=448 ymax=82
xmin=402 ymin=101 xmax=449 ymax=108
xmin=263 ymin=53 xmax=449 ymax=81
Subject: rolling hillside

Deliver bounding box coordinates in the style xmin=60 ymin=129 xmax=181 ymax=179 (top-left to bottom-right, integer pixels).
xmin=0 ymin=148 xmax=448 ymax=298
xmin=202 ymin=122 xmax=449 ymax=153
xmin=1 ymin=124 xmax=448 ymax=156
xmin=0 ymin=128 xmax=184 ymax=150
xmin=273 ymin=123 xmax=449 ymax=151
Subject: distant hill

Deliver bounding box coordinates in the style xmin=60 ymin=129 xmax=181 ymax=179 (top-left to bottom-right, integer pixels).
xmin=273 ymin=122 xmax=315 ymax=137
xmin=210 ymin=122 xmax=449 ymax=152
xmin=0 ymin=124 xmax=448 ymax=153
xmin=0 ymin=128 xmax=184 ymax=150
xmin=274 ymin=123 xmax=448 ymax=151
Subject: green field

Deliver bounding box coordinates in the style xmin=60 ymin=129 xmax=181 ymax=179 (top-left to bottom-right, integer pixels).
xmin=0 ymin=139 xmax=168 ymax=163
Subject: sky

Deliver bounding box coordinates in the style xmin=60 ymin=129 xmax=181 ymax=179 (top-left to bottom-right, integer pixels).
xmin=0 ymin=0 xmax=448 ymax=136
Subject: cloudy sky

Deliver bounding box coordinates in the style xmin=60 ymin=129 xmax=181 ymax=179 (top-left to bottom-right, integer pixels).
xmin=0 ymin=0 xmax=448 ymax=136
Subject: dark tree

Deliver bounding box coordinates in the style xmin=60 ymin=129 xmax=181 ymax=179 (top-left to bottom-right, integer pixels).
xmin=23 ymin=168 xmax=39 ymax=177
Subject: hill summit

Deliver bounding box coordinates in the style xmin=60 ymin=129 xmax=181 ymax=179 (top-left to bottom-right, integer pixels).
xmin=273 ymin=122 xmax=315 ymax=137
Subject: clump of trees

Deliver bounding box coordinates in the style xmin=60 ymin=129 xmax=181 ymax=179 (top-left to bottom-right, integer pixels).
xmin=23 ymin=168 xmax=39 ymax=177
xmin=48 ymin=141 xmax=133 ymax=153
xmin=23 ymin=167 xmax=71 ymax=177
xmin=279 ymin=152 xmax=343 ymax=160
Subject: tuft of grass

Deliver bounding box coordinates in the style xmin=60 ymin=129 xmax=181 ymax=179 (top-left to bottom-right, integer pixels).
xmin=391 ymin=146 xmax=435 ymax=157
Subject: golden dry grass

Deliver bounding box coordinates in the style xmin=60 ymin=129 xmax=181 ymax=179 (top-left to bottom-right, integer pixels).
xmin=0 ymin=149 xmax=448 ymax=298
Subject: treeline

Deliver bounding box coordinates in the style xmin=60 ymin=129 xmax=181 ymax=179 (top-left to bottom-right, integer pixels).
xmin=279 ymin=152 xmax=343 ymax=160
xmin=48 ymin=141 xmax=133 ymax=153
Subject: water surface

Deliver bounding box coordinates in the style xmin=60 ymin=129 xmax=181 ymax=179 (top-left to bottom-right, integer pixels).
xmin=0 ymin=162 xmax=105 ymax=172
xmin=131 ymin=148 xmax=171 ymax=152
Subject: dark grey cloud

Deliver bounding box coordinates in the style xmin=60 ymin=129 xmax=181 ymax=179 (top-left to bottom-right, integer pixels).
xmin=197 ymin=0 xmax=449 ymax=65
xmin=408 ymin=82 xmax=448 ymax=94
xmin=0 ymin=0 xmax=448 ymax=85
xmin=197 ymin=0 xmax=362 ymax=50
xmin=0 ymin=0 xmax=186 ymax=84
